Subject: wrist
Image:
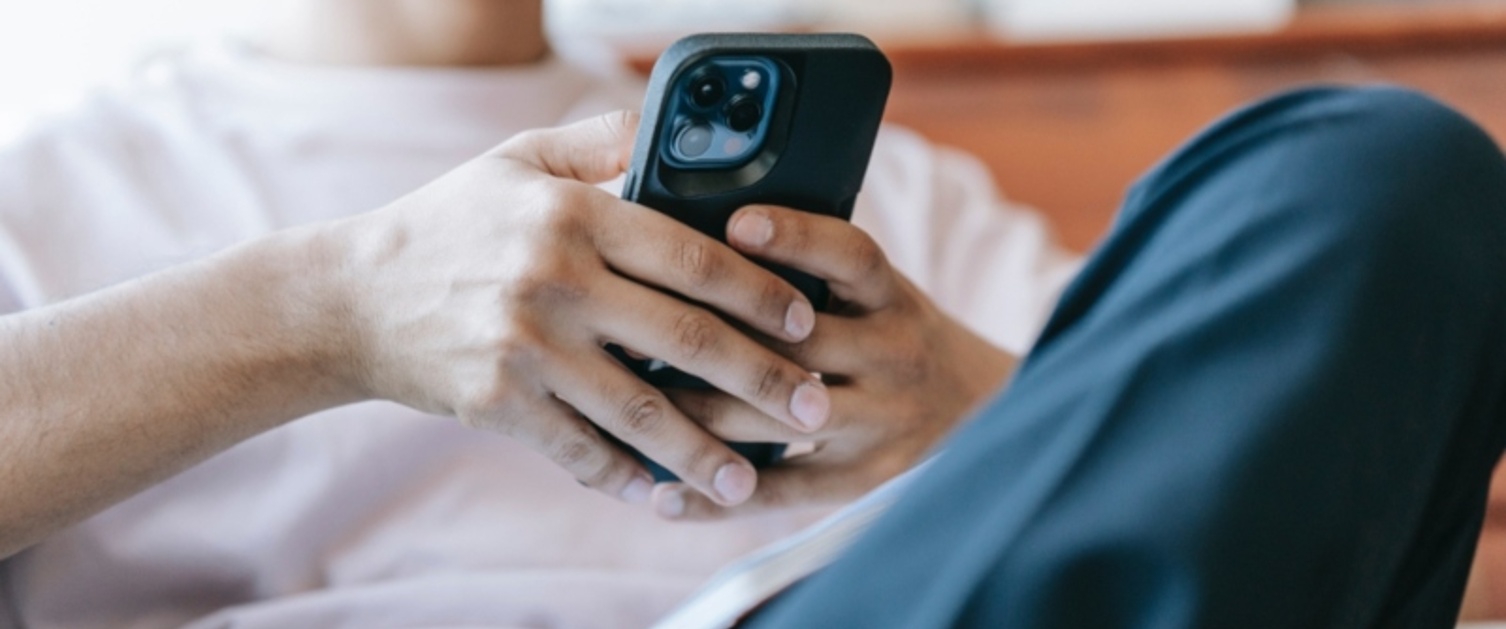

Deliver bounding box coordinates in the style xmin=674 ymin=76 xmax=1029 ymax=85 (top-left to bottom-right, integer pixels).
xmin=240 ymin=221 xmax=369 ymax=408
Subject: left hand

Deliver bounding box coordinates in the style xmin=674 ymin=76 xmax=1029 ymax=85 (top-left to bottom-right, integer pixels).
xmin=651 ymin=204 xmax=1020 ymax=520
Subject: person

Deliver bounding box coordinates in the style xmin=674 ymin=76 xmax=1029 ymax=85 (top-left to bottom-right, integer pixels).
xmin=3 ymin=4 xmax=1504 ymax=629
xmin=0 ymin=1 xmax=1078 ymax=627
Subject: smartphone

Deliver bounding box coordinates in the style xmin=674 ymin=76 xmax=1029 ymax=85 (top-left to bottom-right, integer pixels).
xmin=609 ymin=33 xmax=892 ymax=481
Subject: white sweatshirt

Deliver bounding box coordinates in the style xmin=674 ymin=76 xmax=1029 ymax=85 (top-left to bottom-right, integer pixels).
xmin=0 ymin=41 xmax=1079 ymax=629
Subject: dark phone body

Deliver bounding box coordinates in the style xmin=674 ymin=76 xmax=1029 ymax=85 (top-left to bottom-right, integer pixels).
xmin=609 ymin=33 xmax=891 ymax=481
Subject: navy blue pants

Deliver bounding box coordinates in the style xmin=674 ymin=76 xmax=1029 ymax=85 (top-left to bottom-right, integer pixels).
xmin=748 ymin=86 xmax=1506 ymax=627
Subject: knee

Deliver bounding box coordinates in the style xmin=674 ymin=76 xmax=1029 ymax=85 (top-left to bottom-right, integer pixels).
xmin=1323 ymin=85 xmax=1504 ymax=188
xmin=1326 ymin=85 xmax=1473 ymax=137
xmin=1141 ymin=85 xmax=1506 ymax=268
xmin=1262 ymin=86 xmax=1505 ymax=233
xmin=1308 ymin=86 xmax=1506 ymax=266
xmin=1262 ymin=87 xmax=1506 ymax=318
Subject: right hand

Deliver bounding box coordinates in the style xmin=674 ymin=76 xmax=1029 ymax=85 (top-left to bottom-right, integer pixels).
xmin=324 ymin=111 xmax=831 ymax=507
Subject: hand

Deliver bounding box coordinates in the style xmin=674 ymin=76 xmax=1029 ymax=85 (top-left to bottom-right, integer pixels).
xmin=651 ymin=205 xmax=1019 ymax=519
xmin=326 ymin=113 xmax=832 ymax=507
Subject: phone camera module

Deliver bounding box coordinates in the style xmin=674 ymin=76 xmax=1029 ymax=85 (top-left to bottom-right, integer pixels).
xmin=688 ymin=73 xmax=725 ymax=108
xmin=724 ymin=95 xmax=762 ymax=133
xmin=662 ymin=57 xmax=778 ymax=169
xmin=675 ymin=122 xmax=714 ymax=158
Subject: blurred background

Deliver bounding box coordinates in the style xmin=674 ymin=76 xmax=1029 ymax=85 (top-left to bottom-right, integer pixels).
xmin=3 ymin=1 xmax=1503 ymax=620
xmin=0 ymin=0 xmax=1503 ymax=251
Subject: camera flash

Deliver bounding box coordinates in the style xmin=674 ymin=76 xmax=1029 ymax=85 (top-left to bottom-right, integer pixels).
xmin=741 ymin=70 xmax=761 ymax=91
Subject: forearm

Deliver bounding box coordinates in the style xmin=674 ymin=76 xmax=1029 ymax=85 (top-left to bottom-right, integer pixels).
xmin=0 ymin=224 xmax=359 ymax=558
xmin=0 ymin=110 xmax=837 ymax=549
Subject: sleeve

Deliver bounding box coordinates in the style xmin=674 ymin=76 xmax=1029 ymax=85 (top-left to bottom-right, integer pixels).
xmin=852 ymin=126 xmax=1084 ymax=356
xmin=0 ymin=94 xmax=149 ymax=315
xmin=0 ymin=137 xmax=34 ymax=316
xmin=0 ymin=279 xmax=20 ymax=315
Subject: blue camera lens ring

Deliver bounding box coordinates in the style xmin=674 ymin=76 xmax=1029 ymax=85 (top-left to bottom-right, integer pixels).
xmin=662 ymin=56 xmax=781 ymax=169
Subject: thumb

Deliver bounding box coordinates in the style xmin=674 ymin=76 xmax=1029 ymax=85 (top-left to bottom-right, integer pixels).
xmin=495 ymin=110 xmax=639 ymax=184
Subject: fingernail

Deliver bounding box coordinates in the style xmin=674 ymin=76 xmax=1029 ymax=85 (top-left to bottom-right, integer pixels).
xmin=730 ymin=212 xmax=773 ymax=248
xmin=621 ymin=475 xmax=653 ymax=505
xmin=714 ymin=463 xmax=756 ymax=504
xmin=784 ymin=300 xmax=815 ymax=340
xmin=789 ymin=381 xmax=829 ymax=431
xmin=656 ymin=486 xmax=686 ymax=518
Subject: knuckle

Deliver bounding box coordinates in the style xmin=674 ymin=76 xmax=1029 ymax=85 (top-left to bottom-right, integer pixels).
xmin=681 ymin=440 xmax=726 ymax=479
xmin=885 ymin=334 xmax=932 ymax=382
xmin=600 ymin=110 xmax=635 ymax=141
xmin=772 ymin=212 xmax=807 ymax=249
xmin=615 ymin=109 xmax=639 ymax=129
xmin=676 ymin=239 xmax=722 ymax=288
xmin=758 ymin=278 xmax=795 ymax=324
xmin=537 ymin=182 xmax=596 ymax=230
xmin=617 ymin=391 xmax=667 ymax=436
xmin=748 ymin=361 xmax=791 ymax=402
xmin=455 ymin=331 xmax=550 ymax=425
xmin=762 ymin=324 xmax=816 ymax=362
xmin=464 ymin=385 xmax=507 ymax=418
xmin=676 ymin=393 xmax=716 ymax=425
xmin=557 ymin=437 xmax=595 ymax=468
xmin=456 ymin=383 xmax=522 ymax=432
xmin=495 ymin=130 xmax=558 ymax=170
xmin=578 ymin=463 xmax=616 ymax=490
xmin=846 ymin=234 xmax=888 ymax=279
xmin=672 ymin=310 xmax=720 ymax=360
xmin=510 ymin=258 xmax=590 ymax=305
xmin=768 ymin=337 xmax=807 ymax=362
xmin=555 ymin=432 xmax=615 ymax=487
xmin=488 ymin=325 xmax=547 ymax=374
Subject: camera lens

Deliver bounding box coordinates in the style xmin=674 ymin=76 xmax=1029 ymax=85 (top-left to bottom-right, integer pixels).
xmin=688 ymin=73 xmax=725 ymax=108
xmin=724 ymin=95 xmax=762 ymax=133
xmin=675 ymin=122 xmax=714 ymax=158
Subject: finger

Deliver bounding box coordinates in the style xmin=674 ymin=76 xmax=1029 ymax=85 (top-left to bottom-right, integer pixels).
xmin=667 ymin=389 xmax=807 ymax=443
xmin=547 ymin=349 xmax=758 ymax=506
xmin=471 ymin=396 xmax=655 ymax=505
xmin=759 ymin=313 xmax=874 ymax=376
xmin=591 ymin=207 xmax=816 ymax=344
xmin=668 ymin=386 xmax=872 ymax=443
xmin=724 ymin=205 xmax=898 ymax=311
xmin=651 ymin=464 xmax=873 ymax=521
xmin=593 ymin=277 xmax=830 ymax=433
xmin=495 ymin=110 xmax=640 ymax=184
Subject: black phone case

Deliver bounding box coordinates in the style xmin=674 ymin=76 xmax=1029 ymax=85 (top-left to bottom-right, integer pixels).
xmin=611 ymin=33 xmax=891 ymax=480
